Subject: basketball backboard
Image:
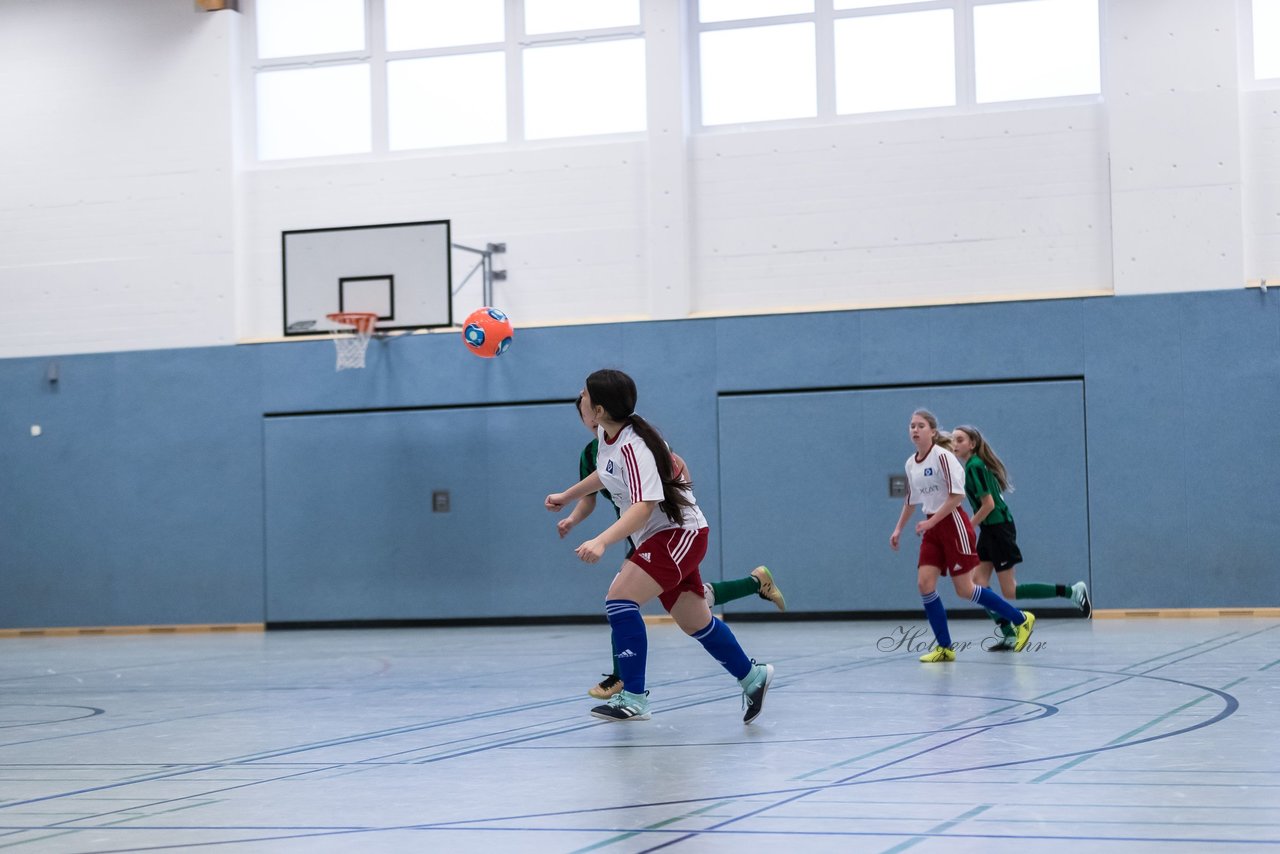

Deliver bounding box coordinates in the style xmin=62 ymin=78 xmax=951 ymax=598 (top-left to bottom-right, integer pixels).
xmin=282 ymin=220 xmax=451 ymax=337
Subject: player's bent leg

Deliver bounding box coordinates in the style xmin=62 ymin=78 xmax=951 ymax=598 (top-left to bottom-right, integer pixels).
xmin=996 ymin=566 xmax=1018 ymax=600
xmin=669 ymin=589 xmax=714 ymax=635
xmin=606 ymin=561 xmax=663 ymax=604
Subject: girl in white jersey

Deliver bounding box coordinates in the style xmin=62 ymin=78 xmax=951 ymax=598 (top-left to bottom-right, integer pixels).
xmin=546 ymin=369 xmax=774 ymax=724
xmin=889 ymin=409 xmax=1036 ymax=661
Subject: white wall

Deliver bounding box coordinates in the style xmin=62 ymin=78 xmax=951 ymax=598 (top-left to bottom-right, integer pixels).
xmin=0 ymin=0 xmax=237 ymax=358
xmin=1 ymin=0 xmax=1277 ymax=357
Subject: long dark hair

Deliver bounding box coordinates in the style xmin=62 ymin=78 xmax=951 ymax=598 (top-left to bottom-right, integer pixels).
xmin=585 ymin=369 xmax=695 ymax=526
xmin=953 ymin=424 xmax=1012 ymax=491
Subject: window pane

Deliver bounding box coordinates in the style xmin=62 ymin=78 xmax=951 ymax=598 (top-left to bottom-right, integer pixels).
xmin=524 ymin=0 xmax=640 ymax=34
xmin=698 ymin=0 xmax=812 ymax=24
xmin=385 ymin=0 xmax=504 ymax=51
xmin=1255 ymin=0 xmax=1280 ymax=79
xmin=389 ymin=53 xmax=507 ymax=149
xmin=256 ymin=0 xmax=364 ymax=59
xmin=835 ymin=0 xmax=934 ymax=8
xmin=835 ymin=10 xmax=954 ymax=114
xmin=524 ymin=39 xmax=646 ymax=139
xmin=700 ymin=23 xmax=816 ymax=125
xmin=975 ymin=0 xmax=1101 ymax=103
xmin=256 ymin=65 xmax=371 ymax=160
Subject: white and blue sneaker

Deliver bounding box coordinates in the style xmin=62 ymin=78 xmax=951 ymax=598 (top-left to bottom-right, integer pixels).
xmin=590 ymin=689 xmax=651 ymax=722
xmin=739 ymin=662 xmax=774 ymax=725
xmin=1070 ymin=581 xmax=1092 ymax=617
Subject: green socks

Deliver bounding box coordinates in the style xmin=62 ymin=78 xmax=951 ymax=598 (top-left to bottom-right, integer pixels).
xmin=709 ymin=576 xmax=762 ymax=606
xmin=1016 ymin=582 xmax=1069 ymax=599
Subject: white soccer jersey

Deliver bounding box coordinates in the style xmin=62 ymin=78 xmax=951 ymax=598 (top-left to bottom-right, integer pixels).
xmin=596 ymin=424 xmax=707 ymax=545
xmin=904 ymin=445 xmax=967 ymax=515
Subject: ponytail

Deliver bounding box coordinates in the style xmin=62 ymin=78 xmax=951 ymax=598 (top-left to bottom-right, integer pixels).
xmin=626 ymin=414 xmax=696 ymax=526
xmin=585 ymin=368 xmax=695 ymax=526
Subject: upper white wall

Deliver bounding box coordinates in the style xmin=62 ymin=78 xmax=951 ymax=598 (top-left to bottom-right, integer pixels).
xmin=1 ymin=0 xmax=1276 ymax=357
xmin=0 ymin=0 xmax=237 ymax=358
xmin=691 ymin=104 xmax=1111 ymax=315
xmin=1105 ymin=0 xmax=1246 ymax=295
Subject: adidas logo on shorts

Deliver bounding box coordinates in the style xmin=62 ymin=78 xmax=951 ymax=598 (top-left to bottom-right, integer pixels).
xmin=638 ymin=552 xmax=651 ymax=561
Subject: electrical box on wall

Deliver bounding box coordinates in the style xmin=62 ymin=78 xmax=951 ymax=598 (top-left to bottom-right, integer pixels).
xmin=888 ymin=475 xmax=908 ymax=498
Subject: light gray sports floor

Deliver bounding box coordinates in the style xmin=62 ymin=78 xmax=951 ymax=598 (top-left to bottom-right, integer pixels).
xmin=0 ymin=616 xmax=1276 ymax=853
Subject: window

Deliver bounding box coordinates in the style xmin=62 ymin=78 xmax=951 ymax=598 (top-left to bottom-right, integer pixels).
xmin=387 ymin=54 xmax=507 ymax=150
xmin=524 ymin=40 xmax=647 ymax=139
xmin=250 ymin=0 xmax=646 ymax=161
xmin=834 ymin=10 xmax=955 ymax=114
xmin=699 ymin=0 xmax=812 ymax=23
xmin=524 ymin=0 xmax=640 ymax=34
xmin=256 ymin=65 xmax=371 ymax=160
xmin=384 ymin=0 xmax=504 ymax=51
xmin=695 ymin=0 xmax=1101 ymax=128
xmin=974 ymin=0 xmax=1101 ymax=103
xmin=700 ymin=23 xmax=817 ymax=125
xmin=1254 ymin=0 xmax=1280 ymax=80
xmin=255 ymin=0 xmax=364 ymax=59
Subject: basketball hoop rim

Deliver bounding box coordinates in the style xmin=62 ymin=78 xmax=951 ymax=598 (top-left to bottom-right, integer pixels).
xmin=327 ymin=312 xmax=379 ymax=333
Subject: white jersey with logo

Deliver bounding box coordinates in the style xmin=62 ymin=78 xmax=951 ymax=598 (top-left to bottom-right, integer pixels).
xmin=904 ymin=445 xmax=966 ymax=515
xmin=596 ymin=423 xmax=706 ymax=545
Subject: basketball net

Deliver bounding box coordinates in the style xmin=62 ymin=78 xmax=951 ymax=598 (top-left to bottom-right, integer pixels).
xmin=326 ymin=312 xmax=378 ymax=371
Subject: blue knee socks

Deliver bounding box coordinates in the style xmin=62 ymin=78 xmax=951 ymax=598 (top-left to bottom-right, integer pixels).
xmin=970 ymin=586 xmax=1024 ymax=624
xmin=922 ymin=591 xmax=952 ymax=648
xmin=692 ymin=617 xmax=752 ymax=680
xmin=605 ymin=599 xmax=647 ymax=693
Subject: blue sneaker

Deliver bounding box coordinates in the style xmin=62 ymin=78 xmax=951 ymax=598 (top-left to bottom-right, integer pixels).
xmin=590 ymin=689 xmax=650 ymax=722
xmin=739 ymin=662 xmax=774 ymax=725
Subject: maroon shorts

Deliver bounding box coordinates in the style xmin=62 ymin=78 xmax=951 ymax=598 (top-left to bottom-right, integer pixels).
xmin=918 ymin=510 xmax=978 ymax=576
xmin=629 ymin=527 xmax=709 ymax=611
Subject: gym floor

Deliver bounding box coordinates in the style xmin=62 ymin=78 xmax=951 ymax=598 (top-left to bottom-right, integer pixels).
xmin=0 ymin=616 xmax=1275 ymax=852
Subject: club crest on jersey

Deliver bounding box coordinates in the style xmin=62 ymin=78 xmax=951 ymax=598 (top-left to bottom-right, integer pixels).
xmin=606 ymin=460 xmax=615 ymax=474
xmin=924 ymin=467 xmax=934 ymax=476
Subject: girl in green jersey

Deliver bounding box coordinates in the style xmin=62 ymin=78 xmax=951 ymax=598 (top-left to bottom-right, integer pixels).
xmin=951 ymin=425 xmax=1090 ymax=650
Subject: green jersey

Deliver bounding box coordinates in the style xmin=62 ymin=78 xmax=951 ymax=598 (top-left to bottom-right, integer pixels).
xmin=964 ymin=455 xmax=1013 ymax=526
xmin=579 ymin=438 xmax=618 ymax=517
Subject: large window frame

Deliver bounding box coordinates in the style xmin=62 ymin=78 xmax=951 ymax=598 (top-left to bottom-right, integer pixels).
xmin=690 ymin=0 xmax=1104 ymax=131
xmin=1243 ymin=0 xmax=1280 ymax=87
xmin=244 ymin=0 xmax=647 ymax=163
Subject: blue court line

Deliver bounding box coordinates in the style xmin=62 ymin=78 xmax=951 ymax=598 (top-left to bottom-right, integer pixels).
xmin=568 ymin=800 xmax=733 ymax=854
xmin=4 ymin=627 xmax=1266 ymax=844
xmin=0 ymin=652 xmax=902 ymax=830
xmin=637 ymin=727 xmax=1000 ymax=852
xmin=27 ymin=823 xmax=1280 ymax=853
xmin=786 ymin=681 xmax=1085 ymax=781
xmin=1119 ymin=632 xmax=1238 ymax=672
xmin=879 ymin=804 xmax=994 ymax=854
xmin=1030 ymin=685 xmax=1223 ymax=782
xmin=1261 ymin=658 xmax=1280 ymax=671
xmin=392 ymin=658 xmax=1243 ymax=834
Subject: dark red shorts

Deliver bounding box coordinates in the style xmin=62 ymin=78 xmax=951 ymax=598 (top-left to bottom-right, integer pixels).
xmin=628 ymin=527 xmax=709 ymax=611
xmin=919 ymin=510 xmax=979 ymax=576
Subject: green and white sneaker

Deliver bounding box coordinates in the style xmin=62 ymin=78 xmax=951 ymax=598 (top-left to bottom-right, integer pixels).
xmin=986 ymin=635 xmax=1017 ymax=652
xmin=1070 ymin=581 xmax=1092 ymax=617
xmin=590 ymin=689 xmax=651 ymax=722
xmin=740 ymin=662 xmax=775 ymax=725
